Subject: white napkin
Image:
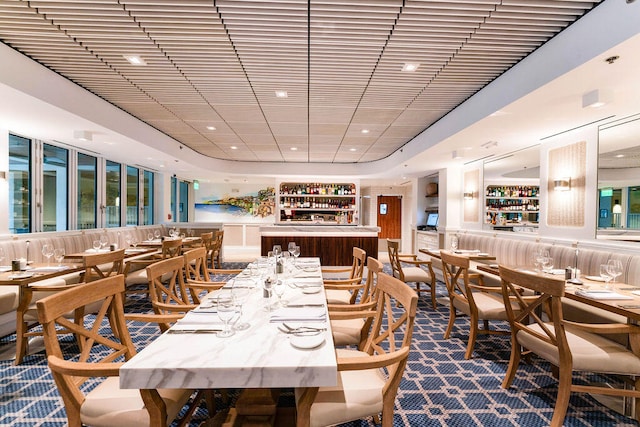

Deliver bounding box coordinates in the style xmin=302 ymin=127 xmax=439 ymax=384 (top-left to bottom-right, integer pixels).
xmin=575 ymin=289 xmax=633 ymax=300
xmin=176 ymin=311 xmax=224 ymax=326
xmin=270 ymin=307 xmax=326 ymax=323
xmin=30 ymin=266 xmax=69 ymax=273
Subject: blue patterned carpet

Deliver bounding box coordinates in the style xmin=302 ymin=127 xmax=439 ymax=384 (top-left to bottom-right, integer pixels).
xmin=1 ymin=263 xmax=639 ymax=426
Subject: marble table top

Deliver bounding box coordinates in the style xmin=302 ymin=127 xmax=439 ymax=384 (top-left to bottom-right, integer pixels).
xmin=119 ymin=258 xmax=337 ymax=389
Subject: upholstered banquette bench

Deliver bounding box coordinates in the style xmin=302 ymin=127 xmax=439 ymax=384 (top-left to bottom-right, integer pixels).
xmin=449 ymin=233 xmax=640 ymax=344
xmin=0 ymin=225 xmax=168 ymax=338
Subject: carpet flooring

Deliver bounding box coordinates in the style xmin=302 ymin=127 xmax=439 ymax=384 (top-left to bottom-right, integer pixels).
xmin=1 ymin=263 xmax=639 ymax=426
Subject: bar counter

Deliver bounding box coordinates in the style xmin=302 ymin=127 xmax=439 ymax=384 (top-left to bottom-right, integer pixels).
xmin=260 ymin=225 xmax=379 ymax=266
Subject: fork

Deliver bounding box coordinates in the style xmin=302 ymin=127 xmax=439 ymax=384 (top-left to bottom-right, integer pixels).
xmin=282 ymin=323 xmax=326 ymax=334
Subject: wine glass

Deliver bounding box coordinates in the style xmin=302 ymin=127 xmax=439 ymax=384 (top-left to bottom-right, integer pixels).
xmin=607 ymin=259 xmax=623 ymax=284
xmin=216 ymin=292 xmax=237 ymax=338
xmin=273 ymin=279 xmax=288 ymax=307
xmin=292 ymin=245 xmax=300 ymax=265
xmin=599 ymin=264 xmax=613 ymax=289
xmin=92 ymin=240 xmax=101 ymax=251
xmin=41 ymin=244 xmax=54 ymax=266
xmin=53 ymin=248 xmax=65 ymax=267
xmin=231 ymin=280 xmax=252 ymax=331
xmin=147 ymin=232 xmax=154 ymax=241
xmin=451 ymin=236 xmax=458 ymax=251
xmin=288 ymin=242 xmax=297 ymax=257
xmin=541 ymin=256 xmax=554 ymax=274
xmin=99 ymin=234 xmax=108 ymax=250
xmin=154 ymin=230 xmax=161 ymax=240
xmin=131 ymin=236 xmax=138 ymax=248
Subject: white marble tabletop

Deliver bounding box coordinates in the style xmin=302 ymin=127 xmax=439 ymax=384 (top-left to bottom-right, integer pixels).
xmin=119 ymin=258 xmax=337 ymax=390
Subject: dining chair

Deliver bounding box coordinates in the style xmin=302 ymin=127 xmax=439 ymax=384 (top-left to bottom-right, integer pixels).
xmin=499 ymin=265 xmax=640 ymax=426
xmin=387 ymin=239 xmax=437 ymax=308
xmin=124 ymin=238 xmax=183 ymax=291
xmin=322 ymin=246 xmax=366 ymax=305
xmin=36 ymin=275 xmax=204 ymax=427
xmin=183 ymin=247 xmax=227 ymax=304
xmin=14 ymin=249 xmax=127 ymax=365
xmin=129 ymin=256 xmax=196 ymax=332
xmin=295 ymin=272 xmax=418 ymax=427
xmin=328 ymin=256 xmax=384 ymax=350
xmin=440 ymin=250 xmax=511 ymax=359
xmin=204 ymin=230 xmax=224 ymax=269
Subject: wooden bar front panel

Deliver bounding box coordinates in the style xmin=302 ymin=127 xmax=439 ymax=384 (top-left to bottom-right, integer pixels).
xmin=261 ymin=235 xmax=378 ymax=266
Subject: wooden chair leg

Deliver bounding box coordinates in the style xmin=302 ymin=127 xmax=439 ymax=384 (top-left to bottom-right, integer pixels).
xmin=444 ymin=305 xmax=456 ymax=339
xmin=430 ymin=283 xmax=437 ymax=309
xmin=465 ymin=316 xmax=478 ymax=360
xmin=502 ymin=341 xmax=521 ymax=389
xmin=550 ymin=365 xmax=572 ymax=427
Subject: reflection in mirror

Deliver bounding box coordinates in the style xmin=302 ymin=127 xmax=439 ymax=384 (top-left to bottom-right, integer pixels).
xmin=597 ymin=114 xmax=640 ymax=239
xmin=483 ymin=145 xmax=540 ymax=233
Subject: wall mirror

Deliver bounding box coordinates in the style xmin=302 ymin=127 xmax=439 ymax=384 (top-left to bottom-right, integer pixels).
xmin=597 ymin=114 xmax=640 ymax=240
xmin=482 ymin=145 xmax=540 ymax=233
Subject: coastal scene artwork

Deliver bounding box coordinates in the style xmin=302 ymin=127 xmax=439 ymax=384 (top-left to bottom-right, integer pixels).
xmin=195 ymin=183 xmax=275 ymax=223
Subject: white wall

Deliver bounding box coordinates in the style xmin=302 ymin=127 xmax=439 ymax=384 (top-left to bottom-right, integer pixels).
xmin=0 ymin=128 xmax=8 ymax=235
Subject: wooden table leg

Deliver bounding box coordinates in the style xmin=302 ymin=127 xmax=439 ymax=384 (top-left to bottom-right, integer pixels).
xmin=295 ymin=387 xmax=318 ymax=427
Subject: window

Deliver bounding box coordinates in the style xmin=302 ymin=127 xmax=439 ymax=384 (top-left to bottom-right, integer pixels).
xmin=77 ymin=153 xmax=97 ymax=229
xmin=179 ymin=180 xmax=189 ymax=222
xmin=126 ymin=166 xmax=139 ymax=225
xmin=105 ymin=160 xmax=121 ymax=227
xmin=42 ymin=144 xmax=68 ymax=231
xmin=170 ymin=175 xmax=177 ymax=222
xmin=143 ymin=170 xmax=154 ymax=225
xmin=8 ymin=134 xmax=31 ymax=234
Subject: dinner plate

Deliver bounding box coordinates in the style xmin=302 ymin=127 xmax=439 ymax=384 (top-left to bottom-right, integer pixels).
xmin=585 ymin=275 xmax=606 ymax=282
xmin=302 ymin=267 xmax=317 ymax=273
xmin=290 ymin=333 xmax=325 ymax=350
xmin=9 ymin=272 xmax=34 ymax=279
xmin=302 ymin=286 xmax=322 ymax=294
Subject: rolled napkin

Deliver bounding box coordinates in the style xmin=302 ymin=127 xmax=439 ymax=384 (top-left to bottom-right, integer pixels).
xmin=270 ymin=307 xmax=327 ymax=323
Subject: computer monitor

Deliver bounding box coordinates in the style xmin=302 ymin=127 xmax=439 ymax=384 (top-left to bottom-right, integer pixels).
xmin=426 ymin=213 xmax=439 ymax=228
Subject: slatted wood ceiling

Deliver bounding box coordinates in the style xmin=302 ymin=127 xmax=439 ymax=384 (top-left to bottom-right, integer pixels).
xmin=0 ymin=0 xmax=601 ymax=163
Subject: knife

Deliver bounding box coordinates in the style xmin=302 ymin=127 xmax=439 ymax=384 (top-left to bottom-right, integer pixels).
xmin=167 ymin=329 xmax=222 ymax=334
xmin=285 ymin=304 xmax=325 ymax=308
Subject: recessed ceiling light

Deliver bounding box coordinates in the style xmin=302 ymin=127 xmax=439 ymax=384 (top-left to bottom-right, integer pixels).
xmin=290 ymin=147 xmax=298 ymax=151
xmin=615 ymin=154 xmax=625 ymax=158
xmin=402 ymin=63 xmax=420 ymax=72
xmin=230 ymin=146 xmax=238 ymax=150
xmin=361 ymin=129 xmax=370 ymax=134
xmin=275 ymin=90 xmax=288 ymax=98
xmin=73 ymin=130 xmax=92 ymax=141
xmin=123 ymin=55 xmax=147 ymax=66
xmin=206 ymin=126 xmax=216 ymax=131
xmin=349 ymin=148 xmax=357 ymax=152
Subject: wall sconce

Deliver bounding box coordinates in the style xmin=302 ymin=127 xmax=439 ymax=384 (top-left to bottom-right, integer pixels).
xmin=0 ymin=171 xmax=6 ymax=180
xmin=463 ymin=192 xmax=474 ymax=200
xmin=554 ymin=178 xmax=571 ymax=191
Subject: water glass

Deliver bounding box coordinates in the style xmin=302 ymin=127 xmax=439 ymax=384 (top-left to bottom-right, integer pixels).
xmin=231 ymin=280 xmax=252 ymax=331
xmin=42 ymin=244 xmax=54 ymax=265
xmin=541 ymin=256 xmax=554 ymax=274
xmin=99 ymin=235 xmax=108 ymax=249
xmin=288 ymin=242 xmax=297 ymax=257
xmin=53 ymin=248 xmax=65 ymax=266
xmin=274 ymin=279 xmax=288 ymax=307
xmin=451 ymin=236 xmax=458 ymax=251
xmin=599 ymin=264 xmax=613 ymax=289
xmin=607 ymin=259 xmax=623 ymax=283
xmin=93 ymin=240 xmax=101 ymax=251
xmin=216 ymin=293 xmax=237 ymax=338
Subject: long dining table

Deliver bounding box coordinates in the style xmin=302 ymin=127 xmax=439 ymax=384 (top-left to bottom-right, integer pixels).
xmin=119 ymin=257 xmax=337 ymax=426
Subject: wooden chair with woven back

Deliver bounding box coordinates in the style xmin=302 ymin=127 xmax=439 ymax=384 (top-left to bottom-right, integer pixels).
xmin=322 ymin=246 xmax=367 ymax=305
xmin=328 ymin=256 xmax=384 ymax=350
xmin=295 ymin=272 xmax=418 ymax=427
xmin=387 ymin=238 xmax=437 ymax=309
xmin=36 ymin=274 xmax=206 ymax=427
xmin=203 ymin=230 xmax=224 ymax=269
xmin=440 ymin=250 xmax=512 ymax=359
xmin=499 ymin=265 xmax=640 ymax=426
